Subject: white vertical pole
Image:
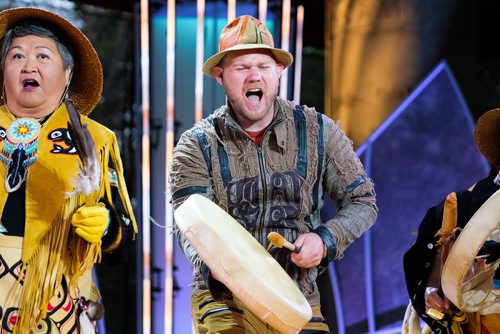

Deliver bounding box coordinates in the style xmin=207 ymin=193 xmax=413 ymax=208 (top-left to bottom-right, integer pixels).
xmin=139 ymin=0 xmax=151 ymax=332
xmin=195 ymin=0 xmax=206 ymax=123
xmin=258 ymin=0 xmax=267 ymax=22
xmin=293 ymin=5 xmax=304 ymax=104
xmin=228 ymin=0 xmax=236 ymax=22
xmin=165 ymin=0 xmax=176 ymax=333
xmin=279 ymin=0 xmax=291 ymax=99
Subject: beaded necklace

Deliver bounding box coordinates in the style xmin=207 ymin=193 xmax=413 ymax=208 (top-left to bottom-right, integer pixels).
xmin=0 ymin=105 xmax=50 ymax=193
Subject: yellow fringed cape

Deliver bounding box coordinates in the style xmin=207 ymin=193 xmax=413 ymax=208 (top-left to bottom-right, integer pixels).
xmin=0 ymin=104 xmax=137 ymax=333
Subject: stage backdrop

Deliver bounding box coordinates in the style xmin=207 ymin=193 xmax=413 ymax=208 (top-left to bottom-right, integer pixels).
xmin=321 ymin=60 xmax=490 ymax=333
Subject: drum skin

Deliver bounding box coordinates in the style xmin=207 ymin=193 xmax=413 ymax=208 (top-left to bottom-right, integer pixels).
xmin=174 ymin=194 xmax=313 ymax=334
xmin=442 ymin=190 xmax=500 ymax=312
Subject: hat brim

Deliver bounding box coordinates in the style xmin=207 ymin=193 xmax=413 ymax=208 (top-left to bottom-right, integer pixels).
xmin=202 ymin=44 xmax=293 ymax=78
xmin=474 ymin=108 xmax=500 ymax=166
xmin=0 ymin=7 xmax=103 ymax=115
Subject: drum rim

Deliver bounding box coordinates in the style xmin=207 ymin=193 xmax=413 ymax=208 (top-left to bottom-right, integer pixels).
xmin=441 ymin=190 xmax=500 ymax=312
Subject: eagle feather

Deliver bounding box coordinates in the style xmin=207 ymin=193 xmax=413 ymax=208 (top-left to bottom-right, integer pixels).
xmin=65 ymin=100 xmax=100 ymax=197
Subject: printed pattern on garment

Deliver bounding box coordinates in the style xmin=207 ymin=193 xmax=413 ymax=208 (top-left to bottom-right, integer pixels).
xmin=0 ymin=237 xmax=80 ymax=333
xmin=227 ymin=171 xmax=304 ymax=231
xmin=47 ymin=128 xmax=77 ymax=155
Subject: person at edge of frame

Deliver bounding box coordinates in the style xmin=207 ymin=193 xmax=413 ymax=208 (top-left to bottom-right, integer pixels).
xmin=0 ymin=7 xmax=137 ymax=334
xmin=403 ymin=108 xmax=500 ymax=334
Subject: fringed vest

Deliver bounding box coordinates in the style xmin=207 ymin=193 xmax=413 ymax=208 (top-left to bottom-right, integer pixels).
xmin=0 ymin=103 xmax=136 ymax=333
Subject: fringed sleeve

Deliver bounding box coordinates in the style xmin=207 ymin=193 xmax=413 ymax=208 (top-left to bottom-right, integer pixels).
xmin=100 ymin=133 xmax=137 ymax=259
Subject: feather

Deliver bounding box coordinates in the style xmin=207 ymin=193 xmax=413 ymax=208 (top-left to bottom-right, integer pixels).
xmin=5 ymin=146 xmax=26 ymax=192
xmin=65 ymin=99 xmax=100 ymax=197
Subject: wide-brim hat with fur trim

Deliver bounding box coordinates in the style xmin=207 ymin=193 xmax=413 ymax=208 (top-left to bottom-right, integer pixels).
xmin=202 ymin=15 xmax=293 ymax=77
xmin=0 ymin=7 xmax=102 ymax=115
xmin=474 ymin=108 xmax=500 ymax=166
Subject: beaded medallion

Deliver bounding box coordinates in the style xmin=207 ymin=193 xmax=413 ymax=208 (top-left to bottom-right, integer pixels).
xmin=0 ymin=118 xmax=41 ymax=192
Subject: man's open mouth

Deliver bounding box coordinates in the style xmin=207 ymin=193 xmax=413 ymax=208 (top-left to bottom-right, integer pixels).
xmin=245 ymin=89 xmax=263 ymax=103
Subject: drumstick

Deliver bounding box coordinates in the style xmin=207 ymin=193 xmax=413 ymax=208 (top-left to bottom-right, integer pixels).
xmin=426 ymin=308 xmax=444 ymax=320
xmin=267 ymin=232 xmax=301 ymax=253
xmin=427 ymin=192 xmax=455 ymax=321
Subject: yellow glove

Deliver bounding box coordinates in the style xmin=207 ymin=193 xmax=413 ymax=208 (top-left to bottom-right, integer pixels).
xmin=72 ymin=203 xmax=109 ymax=244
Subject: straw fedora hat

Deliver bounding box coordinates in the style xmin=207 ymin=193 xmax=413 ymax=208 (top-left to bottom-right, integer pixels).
xmin=202 ymin=15 xmax=293 ymax=77
xmin=0 ymin=7 xmax=103 ymax=115
xmin=474 ymin=108 xmax=500 ymax=166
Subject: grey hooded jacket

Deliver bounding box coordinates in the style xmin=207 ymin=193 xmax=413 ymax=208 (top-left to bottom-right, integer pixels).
xmin=170 ymin=97 xmax=378 ymax=306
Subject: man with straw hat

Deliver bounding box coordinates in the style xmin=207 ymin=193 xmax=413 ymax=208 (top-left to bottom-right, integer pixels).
xmin=170 ymin=15 xmax=378 ymax=333
xmin=0 ymin=7 xmax=137 ymax=333
xmin=403 ymin=108 xmax=500 ymax=334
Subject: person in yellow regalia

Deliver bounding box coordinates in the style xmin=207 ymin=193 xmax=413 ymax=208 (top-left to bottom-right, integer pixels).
xmin=0 ymin=7 xmax=137 ymax=334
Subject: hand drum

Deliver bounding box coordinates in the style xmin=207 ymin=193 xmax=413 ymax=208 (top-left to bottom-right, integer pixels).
xmin=174 ymin=194 xmax=313 ymax=334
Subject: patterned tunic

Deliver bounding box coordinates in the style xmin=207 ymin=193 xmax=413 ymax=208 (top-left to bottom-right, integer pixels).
xmin=170 ymin=97 xmax=378 ymax=306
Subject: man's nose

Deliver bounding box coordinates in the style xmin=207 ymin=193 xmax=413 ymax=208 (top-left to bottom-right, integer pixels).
xmin=247 ymin=67 xmax=262 ymax=81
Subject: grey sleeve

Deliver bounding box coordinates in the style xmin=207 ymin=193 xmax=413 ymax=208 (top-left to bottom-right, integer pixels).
xmin=321 ymin=119 xmax=378 ymax=258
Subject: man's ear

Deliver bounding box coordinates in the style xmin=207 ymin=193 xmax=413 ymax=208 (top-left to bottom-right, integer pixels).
xmin=275 ymin=62 xmax=284 ymax=78
xmin=213 ymin=66 xmax=224 ymax=85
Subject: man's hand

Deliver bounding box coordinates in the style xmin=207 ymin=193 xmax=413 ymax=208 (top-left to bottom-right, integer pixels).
xmin=290 ymin=232 xmax=325 ymax=268
xmin=424 ymin=286 xmax=451 ymax=315
xmin=72 ymin=203 xmax=109 ymax=243
xmin=478 ymin=240 xmax=500 ymax=264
